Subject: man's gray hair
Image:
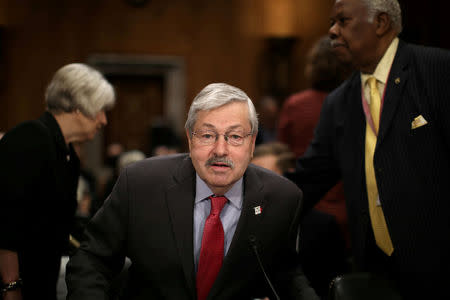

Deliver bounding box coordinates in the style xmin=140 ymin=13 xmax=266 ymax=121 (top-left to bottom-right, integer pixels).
xmin=184 ymin=83 xmax=258 ymax=135
xmin=45 ymin=63 xmax=116 ymax=118
xmin=362 ymin=0 xmax=402 ymax=33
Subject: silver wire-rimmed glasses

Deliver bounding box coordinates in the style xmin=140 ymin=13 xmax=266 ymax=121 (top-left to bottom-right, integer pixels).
xmin=192 ymin=129 xmax=253 ymax=146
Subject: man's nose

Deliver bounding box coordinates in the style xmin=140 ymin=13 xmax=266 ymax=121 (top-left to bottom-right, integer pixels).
xmin=213 ymin=134 xmax=228 ymax=155
xmin=329 ymin=23 xmax=339 ymax=40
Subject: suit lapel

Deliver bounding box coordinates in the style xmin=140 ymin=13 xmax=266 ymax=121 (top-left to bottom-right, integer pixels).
xmin=207 ymin=166 xmax=264 ymax=299
xmin=166 ymin=156 xmax=197 ymax=299
xmin=343 ymin=75 xmax=367 ymax=210
xmin=377 ymin=41 xmax=409 ymax=145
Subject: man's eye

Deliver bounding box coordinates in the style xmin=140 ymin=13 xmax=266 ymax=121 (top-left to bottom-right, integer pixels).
xmin=201 ymin=133 xmax=215 ymax=139
xmin=340 ymin=17 xmax=349 ymax=24
xmin=229 ymin=134 xmax=243 ymax=141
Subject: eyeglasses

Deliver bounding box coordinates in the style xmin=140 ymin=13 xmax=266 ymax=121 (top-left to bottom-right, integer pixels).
xmin=192 ymin=129 xmax=253 ymax=146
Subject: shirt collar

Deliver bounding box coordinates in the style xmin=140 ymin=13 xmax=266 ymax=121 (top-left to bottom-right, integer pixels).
xmin=361 ymin=37 xmax=399 ymax=86
xmin=195 ymin=173 xmax=243 ymax=210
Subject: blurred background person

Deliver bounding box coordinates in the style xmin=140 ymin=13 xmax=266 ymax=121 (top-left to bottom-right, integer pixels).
xmin=251 ymin=142 xmax=348 ymax=299
xmin=97 ymin=148 xmax=146 ymax=213
xmin=96 ymin=142 xmax=125 ymax=214
xmin=148 ymin=117 xmax=182 ymax=157
xmin=117 ymin=149 xmax=146 ymax=171
xmin=57 ymin=149 xmax=146 ymax=300
xmin=71 ymin=142 xmax=99 ymax=239
xmin=152 ymin=145 xmax=180 ymax=156
xmin=99 ymin=143 xmax=124 ymax=194
xmin=0 ymin=63 xmax=115 ymax=300
xmin=104 ymin=142 xmax=125 ymax=177
xmin=278 ymin=36 xmax=353 ymax=253
xmin=107 ymin=149 xmax=147 ymax=202
xmin=75 ymin=176 xmax=93 ymax=223
xmin=255 ymin=95 xmax=280 ymax=145
xmin=251 ymin=142 xmax=295 ymax=175
xmin=278 ymin=36 xmax=352 ymax=156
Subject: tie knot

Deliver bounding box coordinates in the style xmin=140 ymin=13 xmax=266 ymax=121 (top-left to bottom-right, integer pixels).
xmin=209 ymin=196 xmax=228 ymax=215
xmin=367 ymin=76 xmax=378 ymax=90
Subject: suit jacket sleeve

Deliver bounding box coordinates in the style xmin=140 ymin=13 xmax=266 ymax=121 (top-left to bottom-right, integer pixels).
xmin=66 ymin=168 xmax=130 ymax=299
xmin=265 ymin=174 xmax=320 ymax=300
xmin=276 ymin=209 xmax=320 ymax=300
xmin=285 ymin=91 xmax=344 ymax=212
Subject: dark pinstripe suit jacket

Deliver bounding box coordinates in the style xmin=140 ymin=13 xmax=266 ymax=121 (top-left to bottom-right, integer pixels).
xmin=65 ymin=154 xmax=318 ymax=300
xmin=290 ymin=40 xmax=450 ymax=288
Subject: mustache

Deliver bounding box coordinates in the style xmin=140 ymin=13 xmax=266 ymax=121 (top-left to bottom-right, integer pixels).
xmin=206 ymin=156 xmax=234 ymax=169
xmin=330 ymin=40 xmax=346 ymax=48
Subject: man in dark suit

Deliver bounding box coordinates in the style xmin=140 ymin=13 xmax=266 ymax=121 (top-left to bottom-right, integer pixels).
xmin=288 ymin=0 xmax=450 ymax=298
xmin=65 ymin=83 xmax=318 ymax=300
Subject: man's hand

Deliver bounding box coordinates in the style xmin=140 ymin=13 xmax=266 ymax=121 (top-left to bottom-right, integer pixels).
xmin=0 ymin=249 xmax=22 ymax=300
xmin=2 ymin=289 xmax=22 ymax=300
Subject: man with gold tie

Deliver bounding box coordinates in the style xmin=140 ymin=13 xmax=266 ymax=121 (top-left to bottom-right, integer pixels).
xmin=287 ymin=0 xmax=450 ymax=298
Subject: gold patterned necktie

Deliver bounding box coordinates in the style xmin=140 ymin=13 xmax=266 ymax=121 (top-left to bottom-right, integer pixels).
xmin=365 ymin=76 xmax=394 ymax=256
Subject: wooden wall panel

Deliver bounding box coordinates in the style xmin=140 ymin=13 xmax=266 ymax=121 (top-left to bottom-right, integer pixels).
xmin=0 ymin=0 xmax=265 ymax=132
xmin=1 ymin=0 xmax=447 ymax=136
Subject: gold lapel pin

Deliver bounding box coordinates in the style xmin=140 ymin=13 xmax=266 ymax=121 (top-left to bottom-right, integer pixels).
xmin=395 ymin=77 xmax=401 ymax=84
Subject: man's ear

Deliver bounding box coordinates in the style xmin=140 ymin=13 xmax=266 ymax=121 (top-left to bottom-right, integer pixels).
xmin=186 ymin=129 xmax=192 ymax=152
xmin=250 ymin=134 xmax=257 ymax=159
xmin=375 ymin=12 xmax=391 ymax=36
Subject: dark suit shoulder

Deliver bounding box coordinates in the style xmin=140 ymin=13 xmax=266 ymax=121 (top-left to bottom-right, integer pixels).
xmin=407 ymin=43 xmax=450 ymax=85
xmin=406 ymin=42 xmax=450 ymax=62
xmin=397 ymin=42 xmax=450 ymax=116
xmin=126 ymin=153 xmax=188 ymax=172
xmin=326 ymin=71 xmax=359 ymax=104
xmin=248 ymin=164 xmax=302 ymax=197
xmin=122 ymin=153 xmax=192 ymax=185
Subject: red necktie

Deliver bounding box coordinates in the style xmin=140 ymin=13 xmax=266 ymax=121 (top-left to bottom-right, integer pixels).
xmin=196 ymin=195 xmax=228 ymax=300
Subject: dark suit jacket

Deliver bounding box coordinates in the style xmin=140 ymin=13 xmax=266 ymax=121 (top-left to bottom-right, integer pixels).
xmin=289 ymin=41 xmax=450 ymax=290
xmin=298 ymin=209 xmax=348 ymax=299
xmin=0 ymin=112 xmax=79 ymax=299
xmin=66 ymin=154 xmax=318 ymax=300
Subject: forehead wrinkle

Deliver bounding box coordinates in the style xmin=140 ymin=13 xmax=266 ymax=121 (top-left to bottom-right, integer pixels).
xmin=196 ymin=123 xmax=247 ymax=133
xmin=197 ymin=123 xmax=215 ymax=130
xmin=334 ymin=0 xmax=352 ymax=11
xmin=225 ymin=124 xmax=246 ymax=132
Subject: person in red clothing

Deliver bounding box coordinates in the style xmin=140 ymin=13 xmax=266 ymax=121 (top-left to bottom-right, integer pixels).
xmin=278 ymin=36 xmax=352 ymax=250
